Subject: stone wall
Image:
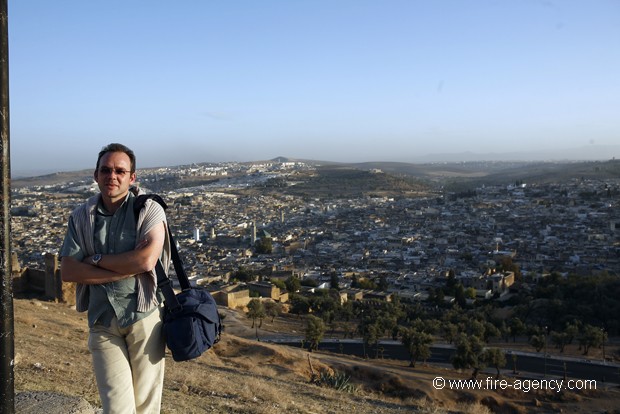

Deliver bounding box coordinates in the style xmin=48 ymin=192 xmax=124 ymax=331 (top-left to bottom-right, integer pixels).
xmin=213 ymin=288 xmax=251 ymax=309
xmin=12 ymin=253 xmax=75 ymax=305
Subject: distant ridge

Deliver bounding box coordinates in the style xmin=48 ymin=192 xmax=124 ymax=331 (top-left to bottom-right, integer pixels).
xmin=12 ymin=169 xmax=92 ymax=182
xmin=11 ymin=145 xmax=620 ymax=180
xmin=12 ymin=169 xmax=72 ymax=179
xmin=413 ymin=144 xmax=620 ymax=163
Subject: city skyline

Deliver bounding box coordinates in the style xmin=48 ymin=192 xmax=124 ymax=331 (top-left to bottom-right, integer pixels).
xmin=8 ymin=1 xmax=620 ymax=175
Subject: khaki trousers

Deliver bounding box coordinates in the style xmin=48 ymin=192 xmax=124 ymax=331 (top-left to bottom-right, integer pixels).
xmin=88 ymin=308 xmax=166 ymax=414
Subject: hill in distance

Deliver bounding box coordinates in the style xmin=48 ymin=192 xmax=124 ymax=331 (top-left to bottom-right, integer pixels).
xmin=11 ymin=156 xmax=620 ymax=196
xmin=12 ymin=144 xmax=620 ymax=179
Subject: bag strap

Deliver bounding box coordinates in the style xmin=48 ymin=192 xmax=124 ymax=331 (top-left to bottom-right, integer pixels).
xmin=166 ymin=227 xmax=192 ymax=291
xmin=134 ymin=194 xmax=192 ymax=311
xmin=155 ymin=260 xmax=182 ymax=313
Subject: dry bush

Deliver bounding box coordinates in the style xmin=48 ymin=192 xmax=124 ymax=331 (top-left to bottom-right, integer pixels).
xmin=454 ymin=402 xmax=493 ymax=414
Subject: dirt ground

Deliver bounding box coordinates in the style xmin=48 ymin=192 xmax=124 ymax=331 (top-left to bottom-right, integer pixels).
xmin=11 ymin=297 xmax=620 ymax=414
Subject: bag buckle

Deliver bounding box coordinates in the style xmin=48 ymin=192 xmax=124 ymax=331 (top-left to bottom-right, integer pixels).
xmin=167 ymin=303 xmax=183 ymax=314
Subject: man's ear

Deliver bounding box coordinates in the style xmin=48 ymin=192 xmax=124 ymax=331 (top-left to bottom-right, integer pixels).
xmin=94 ymin=169 xmax=99 ymax=182
xmin=130 ymin=172 xmax=137 ymax=184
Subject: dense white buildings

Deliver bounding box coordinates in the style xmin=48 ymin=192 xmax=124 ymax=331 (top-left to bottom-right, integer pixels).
xmin=11 ymin=162 xmax=620 ymax=304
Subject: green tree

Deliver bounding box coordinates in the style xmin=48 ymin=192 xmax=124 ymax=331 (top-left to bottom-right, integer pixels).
xmin=358 ymin=319 xmax=380 ymax=358
xmin=309 ymin=292 xmax=339 ymax=323
xmin=329 ymin=272 xmax=340 ymax=290
xmin=357 ymin=278 xmax=377 ymax=290
xmin=529 ymin=334 xmax=546 ymax=353
xmin=498 ymin=257 xmax=522 ymax=281
xmin=454 ymin=284 xmax=467 ymax=307
xmin=247 ymin=299 xmax=265 ymax=339
xmin=464 ymin=287 xmax=476 ymax=300
xmin=484 ymin=348 xmax=506 ymax=379
xmin=264 ymin=301 xmax=282 ymax=323
xmin=255 ymin=237 xmax=273 ymax=254
xmin=305 ymin=315 xmax=325 ymax=352
xmin=432 ymin=288 xmax=445 ymax=306
xmin=377 ymin=315 xmax=397 ymax=339
xmin=234 ymin=266 xmax=255 ymax=282
xmin=499 ymin=321 xmax=511 ymax=343
xmin=270 ymin=279 xmax=286 ymax=290
xmin=563 ymin=321 xmax=579 ymax=346
xmin=451 ymin=333 xmax=486 ymax=379
xmin=578 ymin=324 xmax=606 ymax=355
xmin=377 ymin=275 xmax=389 ymax=291
xmin=509 ymin=318 xmax=526 ymax=342
xmin=446 ymin=270 xmax=457 ymax=293
xmin=336 ymin=300 xmax=354 ymax=322
xmin=550 ymin=331 xmax=570 ymax=353
xmin=285 ymin=276 xmax=301 ymax=293
xmin=400 ymin=327 xmax=433 ymax=368
xmin=300 ymin=278 xmax=319 ymax=288
xmin=422 ymin=319 xmax=441 ymax=336
xmin=440 ymin=322 xmax=459 ymax=344
xmin=466 ymin=319 xmax=486 ymax=338
xmin=289 ymin=294 xmax=310 ymax=318
xmin=482 ymin=322 xmax=501 ymax=343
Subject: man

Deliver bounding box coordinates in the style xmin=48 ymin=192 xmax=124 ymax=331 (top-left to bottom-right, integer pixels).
xmin=60 ymin=143 xmax=170 ymax=414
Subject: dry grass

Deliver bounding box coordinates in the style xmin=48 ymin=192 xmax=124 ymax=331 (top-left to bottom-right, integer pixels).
xmin=12 ymin=297 xmax=620 ymax=414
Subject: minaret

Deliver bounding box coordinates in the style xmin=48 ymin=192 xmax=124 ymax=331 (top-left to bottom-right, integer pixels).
xmin=251 ymin=221 xmax=257 ymax=245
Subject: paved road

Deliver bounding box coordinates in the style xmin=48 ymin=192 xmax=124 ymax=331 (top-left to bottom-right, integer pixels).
xmin=266 ymin=338 xmax=620 ymax=384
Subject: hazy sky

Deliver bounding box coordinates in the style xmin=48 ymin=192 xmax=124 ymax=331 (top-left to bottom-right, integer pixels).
xmin=8 ymin=1 xmax=620 ymax=174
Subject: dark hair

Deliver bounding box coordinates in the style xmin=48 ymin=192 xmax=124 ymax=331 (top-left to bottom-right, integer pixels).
xmin=96 ymin=143 xmax=136 ymax=173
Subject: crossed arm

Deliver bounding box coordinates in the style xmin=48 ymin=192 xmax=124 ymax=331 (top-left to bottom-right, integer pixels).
xmin=60 ymin=221 xmax=166 ymax=285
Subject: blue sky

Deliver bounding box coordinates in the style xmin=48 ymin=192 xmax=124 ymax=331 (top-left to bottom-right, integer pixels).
xmin=8 ymin=0 xmax=620 ymax=175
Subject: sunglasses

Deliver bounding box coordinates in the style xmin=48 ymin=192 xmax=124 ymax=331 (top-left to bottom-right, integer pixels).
xmin=98 ymin=167 xmax=132 ymax=177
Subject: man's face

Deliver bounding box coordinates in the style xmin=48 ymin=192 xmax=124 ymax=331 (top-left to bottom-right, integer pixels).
xmin=94 ymin=151 xmax=136 ymax=205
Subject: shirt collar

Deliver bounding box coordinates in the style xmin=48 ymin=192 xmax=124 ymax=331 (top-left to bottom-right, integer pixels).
xmin=97 ymin=192 xmax=133 ymax=216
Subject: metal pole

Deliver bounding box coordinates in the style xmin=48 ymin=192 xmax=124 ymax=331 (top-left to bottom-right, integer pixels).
xmin=543 ymin=327 xmax=547 ymax=378
xmin=0 ymin=0 xmax=13 ymax=412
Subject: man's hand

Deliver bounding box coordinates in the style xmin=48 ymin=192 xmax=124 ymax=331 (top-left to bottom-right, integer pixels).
xmin=61 ymin=222 xmax=166 ymax=285
xmin=61 ymin=255 xmax=133 ymax=285
xmin=98 ymin=222 xmax=166 ymax=275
